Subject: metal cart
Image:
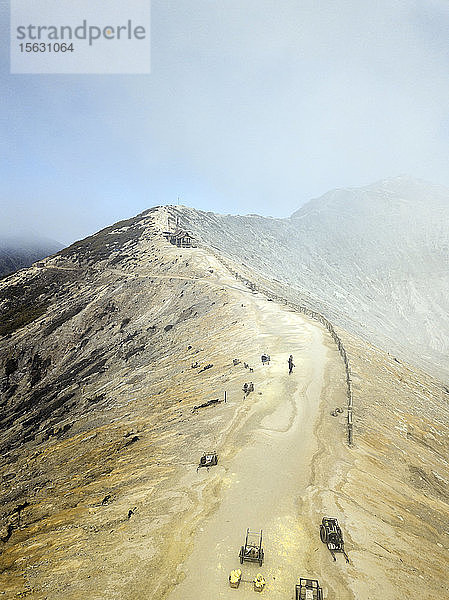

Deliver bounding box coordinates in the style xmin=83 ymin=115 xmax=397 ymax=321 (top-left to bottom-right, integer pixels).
xmin=239 ymin=529 xmax=264 ymax=567
xmin=320 ymin=517 xmax=349 ymax=562
xmin=197 ymin=452 xmax=218 ymax=471
xmin=295 ymin=578 xmax=323 ymax=600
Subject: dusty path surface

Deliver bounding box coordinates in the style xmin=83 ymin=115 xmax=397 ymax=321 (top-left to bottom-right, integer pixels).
xmin=166 ymin=289 xmax=336 ymax=600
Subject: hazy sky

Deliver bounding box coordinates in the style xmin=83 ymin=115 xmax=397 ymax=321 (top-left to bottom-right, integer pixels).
xmin=1 ymin=0 xmax=449 ymax=244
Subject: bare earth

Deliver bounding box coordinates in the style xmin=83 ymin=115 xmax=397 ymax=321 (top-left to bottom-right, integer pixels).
xmin=167 ymin=291 xmax=340 ymax=600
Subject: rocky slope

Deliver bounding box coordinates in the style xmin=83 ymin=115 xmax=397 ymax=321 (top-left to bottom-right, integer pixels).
xmin=0 ymin=207 xmax=278 ymax=597
xmin=170 ymin=177 xmax=449 ymax=380
xmin=0 ymin=203 xmax=448 ymax=600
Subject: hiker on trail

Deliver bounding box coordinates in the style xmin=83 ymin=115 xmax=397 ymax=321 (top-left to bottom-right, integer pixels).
xmin=288 ymin=355 xmax=295 ymax=374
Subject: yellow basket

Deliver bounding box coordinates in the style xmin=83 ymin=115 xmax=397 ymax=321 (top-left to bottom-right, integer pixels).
xmin=253 ymin=574 xmax=265 ymax=592
xmin=229 ymin=569 xmax=242 ymax=589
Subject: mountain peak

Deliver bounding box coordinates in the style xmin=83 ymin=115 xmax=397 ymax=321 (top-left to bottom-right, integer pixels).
xmin=291 ymin=175 xmax=449 ymax=220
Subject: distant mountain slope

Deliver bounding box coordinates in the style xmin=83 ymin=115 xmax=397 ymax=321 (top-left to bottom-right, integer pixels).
xmin=169 ymin=177 xmax=449 ymax=379
xmin=0 ymin=234 xmax=63 ymax=277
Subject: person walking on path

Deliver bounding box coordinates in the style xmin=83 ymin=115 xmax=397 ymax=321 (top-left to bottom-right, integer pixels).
xmin=288 ymin=355 xmax=295 ymax=374
xmin=261 ymin=353 xmax=270 ymax=366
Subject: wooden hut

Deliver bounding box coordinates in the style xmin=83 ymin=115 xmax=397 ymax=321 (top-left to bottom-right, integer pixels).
xmin=163 ymin=228 xmax=196 ymax=248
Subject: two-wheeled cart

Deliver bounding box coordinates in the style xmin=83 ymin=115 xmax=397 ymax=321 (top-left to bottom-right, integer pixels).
xmin=239 ymin=529 xmax=264 ymax=567
xmin=197 ymin=451 xmax=218 ymax=471
xmin=295 ymin=578 xmax=323 ymax=600
xmin=320 ymin=517 xmax=349 ymax=562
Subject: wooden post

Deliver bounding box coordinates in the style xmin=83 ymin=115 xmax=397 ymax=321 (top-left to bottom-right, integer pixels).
xmin=348 ymin=408 xmax=353 ymax=446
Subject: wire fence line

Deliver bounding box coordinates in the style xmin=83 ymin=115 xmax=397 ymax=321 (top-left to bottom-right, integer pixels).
xmin=216 ymin=256 xmax=354 ymax=446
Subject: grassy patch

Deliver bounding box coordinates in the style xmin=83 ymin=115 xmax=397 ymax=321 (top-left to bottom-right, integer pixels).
xmin=60 ymin=216 xmax=145 ymax=264
xmin=0 ymin=303 xmax=48 ymax=337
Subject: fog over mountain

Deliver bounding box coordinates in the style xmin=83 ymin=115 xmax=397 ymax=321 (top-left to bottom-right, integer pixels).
xmin=0 ymin=233 xmax=63 ymax=277
xmin=172 ymin=177 xmax=449 ymax=379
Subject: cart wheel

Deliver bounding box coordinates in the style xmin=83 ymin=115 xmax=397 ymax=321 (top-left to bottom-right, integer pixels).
xmin=320 ymin=525 xmax=327 ymax=543
xmin=239 ymin=549 xmax=244 ymax=564
xmin=259 ymin=559 xmax=263 ymax=567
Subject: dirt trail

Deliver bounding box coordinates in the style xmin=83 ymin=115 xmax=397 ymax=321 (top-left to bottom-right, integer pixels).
xmin=166 ymin=288 xmax=339 ymax=599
